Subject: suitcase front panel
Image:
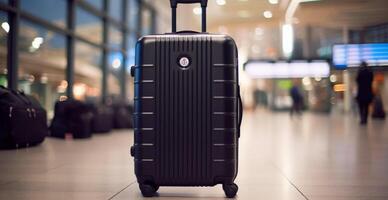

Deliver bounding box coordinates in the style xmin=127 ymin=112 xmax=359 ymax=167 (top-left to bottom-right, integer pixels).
xmin=134 ymin=34 xmax=238 ymax=186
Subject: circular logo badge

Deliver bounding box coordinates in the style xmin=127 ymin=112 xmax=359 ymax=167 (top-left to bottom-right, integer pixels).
xmin=178 ymin=57 xmax=190 ymax=68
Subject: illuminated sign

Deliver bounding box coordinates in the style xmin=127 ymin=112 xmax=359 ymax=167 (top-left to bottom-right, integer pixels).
xmin=333 ymin=43 xmax=388 ymax=69
xmin=244 ymin=60 xmax=330 ymax=79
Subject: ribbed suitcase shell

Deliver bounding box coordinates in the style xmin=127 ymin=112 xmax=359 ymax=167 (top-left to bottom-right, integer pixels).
xmin=133 ymin=33 xmax=239 ymax=186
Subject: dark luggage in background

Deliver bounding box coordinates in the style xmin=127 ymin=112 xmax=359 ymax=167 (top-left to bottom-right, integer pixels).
xmin=130 ymin=0 xmax=242 ymax=198
xmin=112 ymin=103 xmax=133 ymax=129
xmin=90 ymin=104 xmax=114 ymax=133
xmin=0 ymin=86 xmax=47 ymax=149
xmin=372 ymin=95 xmax=386 ymax=119
xmin=50 ymin=99 xmax=93 ymax=139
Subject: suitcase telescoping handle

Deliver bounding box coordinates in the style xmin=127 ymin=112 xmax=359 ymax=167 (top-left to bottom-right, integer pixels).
xmin=170 ymin=0 xmax=208 ymax=33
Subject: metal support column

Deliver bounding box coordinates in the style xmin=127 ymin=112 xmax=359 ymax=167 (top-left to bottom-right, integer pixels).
xmin=150 ymin=8 xmax=156 ymax=34
xmin=7 ymin=0 xmax=19 ymax=90
xmin=66 ymin=0 xmax=75 ymax=98
xmin=101 ymin=0 xmax=109 ymax=103
xmin=137 ymin=0 xmax=142 ymax=38
xmin=121 ymin=0 xmax=128 ymax=100
xmin=342 ymin=26 xmax=351 ymax=113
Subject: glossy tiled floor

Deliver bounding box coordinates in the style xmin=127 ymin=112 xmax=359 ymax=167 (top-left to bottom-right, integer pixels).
xmin=1 ymin=110 xmax=388 ymax=200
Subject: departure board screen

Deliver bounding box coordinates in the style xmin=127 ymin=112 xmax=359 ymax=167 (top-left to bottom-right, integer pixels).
xmin=333 ymin=43 xmax=388 ymax=69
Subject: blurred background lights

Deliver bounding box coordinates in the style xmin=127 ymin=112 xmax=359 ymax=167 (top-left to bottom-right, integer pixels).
xmin=330 ymin=74 xmax=337 ymax=83
xmin=263 ymin=10 xmax=273 ymax=19
xmin=1 ymin=22 xmax=9 ymax=33
xmin=216 ymin=0 xmax=226 ymax=6
xmin=268 ymin=0 xmax=279 ymax=4
xmin=112 ymin=58 xmax=122 ymax=69
xmin=282 ymin=24 xmax=294 ymax=58
xmin=193 ymin=7 xmax=202 ymax=15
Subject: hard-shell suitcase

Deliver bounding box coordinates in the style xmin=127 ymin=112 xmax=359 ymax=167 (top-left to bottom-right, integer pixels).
xmin=130 ymin=0 xmax=243 ymax=198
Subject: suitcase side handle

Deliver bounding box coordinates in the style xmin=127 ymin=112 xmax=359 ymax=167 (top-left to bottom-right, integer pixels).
xmin=170 ymin=0 xmax=208 ymax=33
xmin=237 ymin=88 xmax=243 ymax=138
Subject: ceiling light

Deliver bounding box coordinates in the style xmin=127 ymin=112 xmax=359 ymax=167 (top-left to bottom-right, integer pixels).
xmin=216 ymin=0 xmax=226 ymax=6
xmin=268 ymin=0 xmax=279 ymax=4
xmin=193 ymin=7 xmax=202 ymax=15
xmin=238 ymin=10 xmax=250 ymax=18
xmin=263 ymin=10 xmax=273 ymax=19
xmin=1 ymin=22 xmax=9 ymax=33
xmin=282 ymin=23 xmax=294 ymax=58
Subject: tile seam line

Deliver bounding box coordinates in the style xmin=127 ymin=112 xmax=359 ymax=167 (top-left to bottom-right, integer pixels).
xmin=107 ymin=181 xmax=136 ymax=200
xmin=271 ymin=162 xmax=310 ymax=200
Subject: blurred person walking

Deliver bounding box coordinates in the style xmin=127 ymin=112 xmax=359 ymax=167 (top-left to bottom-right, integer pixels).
xmin=290 ymin=84 xmax=303 ymax=116
xmin=356 ymin=61 xmax=374 ymax=125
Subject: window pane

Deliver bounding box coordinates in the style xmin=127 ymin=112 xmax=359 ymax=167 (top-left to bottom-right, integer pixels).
xmin=109 ymin=0 xmax=122 ymax=21
xmin=128 ymin=0 xmax=139 ymax=31
xmin=76 ymin=7 xmax=103 ymax=44
xmin=142 ymin=8 xmax=152 ymax=35
xmin=84 ymin=0 xmax=103 ymax=10
xmin=0 ymin=11 xmax=8 ymax=87
xmin=126 ymin=34 xmax=136 ymax=101
xmin=126 ymin=34 xmax=137 ymax=70
xmin=108 ymin=51 xmax=122 ymax=96
xmin=18 ymin=20 xmax=67 ymax=118
xmin=20 ymin=0 xmax=66 ymax=28
xmin=108 ymin=25 xmax=122 ymax=49
xmin=74 ymin=41 xmax=102 ymax=101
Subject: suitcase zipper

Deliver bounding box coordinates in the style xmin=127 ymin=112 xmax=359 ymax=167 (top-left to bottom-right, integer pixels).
xmin=26 ymin=108 xmax=31 ymax=118
xmin=31 ymin=108 xmax=36 ymax=118
xmin=9 ymin=106 xmax=13 ymax=118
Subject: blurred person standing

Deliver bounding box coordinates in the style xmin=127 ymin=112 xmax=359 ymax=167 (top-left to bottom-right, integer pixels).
xmin=290 ymin=84 xmax=303 ymax=116
xmin=356 ymin=61 xmax=374 ymax=125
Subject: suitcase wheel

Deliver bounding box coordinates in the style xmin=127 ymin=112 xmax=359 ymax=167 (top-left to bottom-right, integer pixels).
xmin=223 ymin=183 xmax=238 ymax=198
xmin=139 ymin=183 xmax=159 ymax=197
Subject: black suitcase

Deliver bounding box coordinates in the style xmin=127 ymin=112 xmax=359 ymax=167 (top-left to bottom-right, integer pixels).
xmin=113 ymin=103 xmax=133 ymax=129
xmin=50 ymin=99 xmax=93 ymax=139
xmin=130 ymin=0 xmax=242 ymax=197
xmin=90 ymin=104 xmax=114 ymax=133
xmin=0 ymin=86 xmax=47 ymax=149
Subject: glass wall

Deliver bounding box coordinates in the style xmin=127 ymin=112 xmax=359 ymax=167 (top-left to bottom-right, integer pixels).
xmin=18 ymin=20 xmax=67 ymax=117
xmin=109 ymin=0 xmax=122 ymax=21
xmin=20 ymin=0 xmax=67 ymax=28
xmin=108 ymin=51 xmax=122 ymax=97
xmin=141 ymin=7 xmax=152 ymax=35
xmin=0 ymin=11 xmax=7 ymax=87
xmin=128 ymin=0 xmax=139 ymax=31
xmin=84 ymin=0 xmax=103 ymax=10
xmin=74 ymin=41 xmax=102 ymax=101
xmin=108 ymin=25 xmax=122 ymax=49
xmin=0 ymin=0 xmax=156 ymax=118
xmin=76 ymin=6 xmax=103 ymax=44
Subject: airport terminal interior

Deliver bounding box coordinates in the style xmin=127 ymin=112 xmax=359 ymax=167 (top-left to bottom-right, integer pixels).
xmin=1 ymin=0 xmax=388 ymax=199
